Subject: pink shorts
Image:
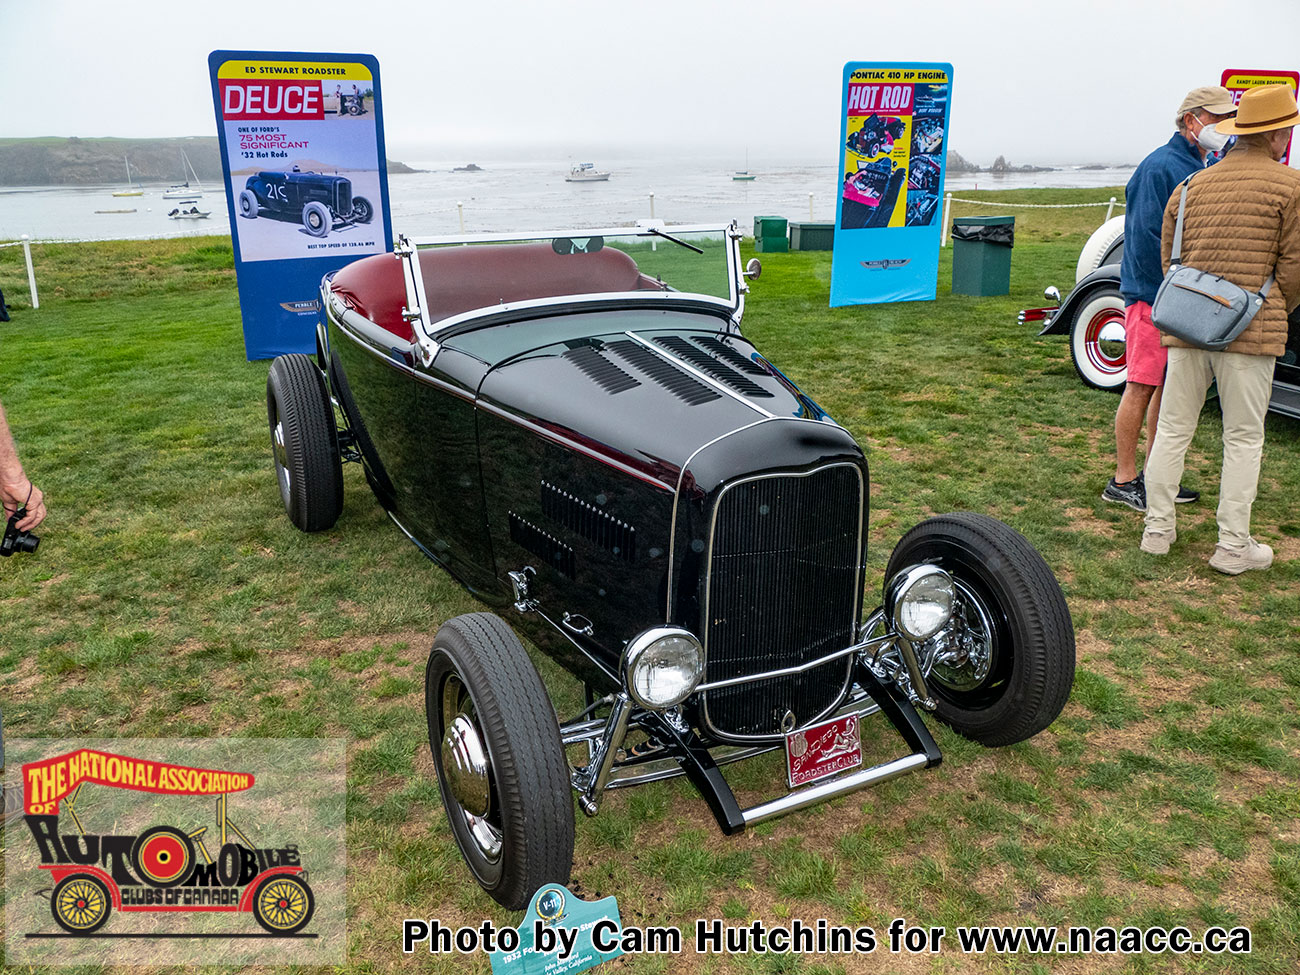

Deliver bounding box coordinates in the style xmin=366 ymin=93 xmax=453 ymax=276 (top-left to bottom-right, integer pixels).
xmin=1124 ymin=301 xmax=1167 ymax=387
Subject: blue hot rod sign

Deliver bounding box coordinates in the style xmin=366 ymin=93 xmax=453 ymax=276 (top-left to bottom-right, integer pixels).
xmin=831 ymin=61 xmax=954 ymax=308
xmin=208 ymin=50 xmax=393 ymax=359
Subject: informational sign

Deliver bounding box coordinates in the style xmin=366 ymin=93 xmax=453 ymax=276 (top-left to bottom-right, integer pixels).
xmin=209 ymin=50 xmax=393 ymax=359
xmin=831 ymin=62 xmax=954 ymax=308
xmin=489 ymin=884 xmax=624 ymax=975
xmin=1220 ymin=68 xmax=1299 ymax=166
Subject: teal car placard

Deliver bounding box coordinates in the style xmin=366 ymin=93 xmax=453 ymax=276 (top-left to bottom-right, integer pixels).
xmin=490 ymin=884 xmax=624 ymax=975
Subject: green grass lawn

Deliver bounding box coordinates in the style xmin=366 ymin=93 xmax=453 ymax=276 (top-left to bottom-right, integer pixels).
xmin=1 ymin=206 xmax=1298 ymax=974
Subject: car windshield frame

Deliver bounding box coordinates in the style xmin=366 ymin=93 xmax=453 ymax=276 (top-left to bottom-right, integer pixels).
xmin=394 ymin=224 xmax=745 ymax=360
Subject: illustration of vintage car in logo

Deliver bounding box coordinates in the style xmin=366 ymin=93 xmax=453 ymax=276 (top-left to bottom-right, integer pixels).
xmin=20 ymin=750 xmax=314 ymax=936
xmin=238 ymin=166 xmax=373 ymax=238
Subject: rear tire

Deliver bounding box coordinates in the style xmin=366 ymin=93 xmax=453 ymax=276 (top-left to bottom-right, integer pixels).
xmin=52 ymin=874 xmax=112 ymax=934
xmin=1075 ymin=216 xmax=1124 ymax=283
xmin=1069 ymin=288 xmax=1127 ymax=392
xmin=886 ymin=513 xmax=1075 ymax=746
xmin=267 ymin=354 xmax=343 ymax=532
xmin=425 ymin=613 xmax=574 ymax=910
xmin=239 ymin=189 xmax=258 ymax=219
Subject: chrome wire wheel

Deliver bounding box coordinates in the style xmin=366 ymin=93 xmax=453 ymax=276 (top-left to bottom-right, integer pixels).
xmin=926 ymin=578 xmax=996 ymax=694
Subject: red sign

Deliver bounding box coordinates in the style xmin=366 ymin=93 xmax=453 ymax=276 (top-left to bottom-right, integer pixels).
xmin=785 ymin=713 xmax=863 ymax=788
xmin=846 ymin=84 xmax=914 ymax=117
xmin=1220 ymin=68 xmax=1298 ymax=166
xmin=219 ymin=80 xmax=324 ymax=120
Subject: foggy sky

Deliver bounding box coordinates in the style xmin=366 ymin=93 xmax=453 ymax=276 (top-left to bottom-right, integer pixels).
xmin=6 ymin=0 xmax=1299 ymax=168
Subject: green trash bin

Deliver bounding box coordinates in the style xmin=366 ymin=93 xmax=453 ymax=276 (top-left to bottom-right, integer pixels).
xmin=753 ymin=215 xmax=789 ymax=253
xmin=789 ymin=222 xmax=835 ymax=251
xmin=950 ymin=215 xmax=1015 ymax=296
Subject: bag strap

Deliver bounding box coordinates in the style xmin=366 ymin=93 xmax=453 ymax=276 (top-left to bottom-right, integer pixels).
xmin=1169 ymin=174 xmax=1194 ymax=266
xmin=1168 ymin=174 xmax=1276 ymax=299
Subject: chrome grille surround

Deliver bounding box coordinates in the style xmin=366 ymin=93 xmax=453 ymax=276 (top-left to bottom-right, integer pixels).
xmin=699 ymin=462 xmax=865 ymax=741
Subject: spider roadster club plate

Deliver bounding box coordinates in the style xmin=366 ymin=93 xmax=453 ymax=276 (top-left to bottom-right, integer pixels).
xmin=785 ymin=713 xmax=863 ymax=788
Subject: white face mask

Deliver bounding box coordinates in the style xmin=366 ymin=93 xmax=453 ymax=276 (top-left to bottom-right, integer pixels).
xmin=1193 ymin=115 xmax=1230 ymax=153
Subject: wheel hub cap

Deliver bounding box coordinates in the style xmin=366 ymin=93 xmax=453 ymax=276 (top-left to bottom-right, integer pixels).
xmin=441 ymin=714 xmax=491 ymax=817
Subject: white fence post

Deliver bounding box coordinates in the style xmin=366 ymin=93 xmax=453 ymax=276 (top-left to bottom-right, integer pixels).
xmin=1104 ymin=196 xmax=1117 ymax=223
xmin=648 ymin=192 xmax=655 ymax=220
xmin=940 ymin=193 xmax=953 ymax=247
xmin=809 ymin=193 xmax=814 ymax=221
xmin=457 ymin=202 xmax=465 ymax=233
xmin=21 ymin=235 xmax=38 ymax=309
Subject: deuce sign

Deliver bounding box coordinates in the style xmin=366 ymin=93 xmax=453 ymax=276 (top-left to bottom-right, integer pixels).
xmin=220 ymin=81 xmax=324 ymax=120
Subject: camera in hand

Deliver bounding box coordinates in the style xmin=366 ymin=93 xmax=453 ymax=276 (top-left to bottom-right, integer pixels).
xmin=1 ymin=508 xmax=39 ymax=556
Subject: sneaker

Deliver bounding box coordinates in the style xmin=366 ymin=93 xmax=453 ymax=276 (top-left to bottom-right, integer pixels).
xmin=1140 ymin=528 xmax=1176 ymax=555
xmin=1208 ymin=538 xmax=1273 ymax=575
xmin=1103 ymin=476 xmax=1146 ymax=511
xmin=1135 ymin=472 xmax=1200 ymax=504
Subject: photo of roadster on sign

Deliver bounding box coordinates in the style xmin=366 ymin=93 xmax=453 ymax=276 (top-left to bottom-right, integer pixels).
xmin=264 ymin=222 xmax=1076 ymax=909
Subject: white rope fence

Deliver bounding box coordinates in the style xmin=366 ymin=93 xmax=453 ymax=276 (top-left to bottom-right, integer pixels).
xmin=940 ymin=193 xmax=1123 ymax=246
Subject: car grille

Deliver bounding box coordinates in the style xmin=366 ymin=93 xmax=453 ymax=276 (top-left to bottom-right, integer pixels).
xmin=700 ymin=464 xmax=863 ymax=739
xmin=337 ymin=183 xmax=352 ymax=214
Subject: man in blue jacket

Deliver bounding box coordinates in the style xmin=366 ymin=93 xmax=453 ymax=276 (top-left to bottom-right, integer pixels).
xmin=1103 ymin=86 xmax=1237 ymax=511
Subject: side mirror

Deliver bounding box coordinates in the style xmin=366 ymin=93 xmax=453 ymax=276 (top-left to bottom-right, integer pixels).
xmin=744 ymin=258 xmax=762 ymax=280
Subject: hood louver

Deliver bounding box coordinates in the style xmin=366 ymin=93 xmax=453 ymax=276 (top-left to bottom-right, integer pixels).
xmin=604 ymin=340 xmax=722 ymax=406
xmin=652 ymin=335 xmax=774 ymax=398
xmin=562 ymin=345 xmax=641 ymax=394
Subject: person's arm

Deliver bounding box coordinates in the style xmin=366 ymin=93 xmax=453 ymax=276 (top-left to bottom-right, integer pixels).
xmin=1277 ymin=183 xmax=1300 ymax=316
xmin=0 ymin=400 xmax=45 ymax=532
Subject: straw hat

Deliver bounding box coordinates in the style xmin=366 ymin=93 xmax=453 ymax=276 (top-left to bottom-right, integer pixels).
xmin=1215 ymin=85 xmax=1299 ymax=135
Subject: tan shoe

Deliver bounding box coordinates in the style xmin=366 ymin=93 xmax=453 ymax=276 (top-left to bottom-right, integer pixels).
xmin=1140 ymin=529 xmax=1176 ymax=555
xmin=1209 ymin=538 xmax=1273 ymax=575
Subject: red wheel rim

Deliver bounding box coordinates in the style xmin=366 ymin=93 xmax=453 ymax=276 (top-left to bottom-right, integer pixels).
xmin=1084 ymin=307 xmax=1126 ymax=376
xmin=139 ymin=833 xmax=189 ymax=883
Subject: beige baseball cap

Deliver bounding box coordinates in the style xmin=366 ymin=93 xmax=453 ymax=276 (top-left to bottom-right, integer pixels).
xmin=1176 ymin=85 xmax=1238 ymax=119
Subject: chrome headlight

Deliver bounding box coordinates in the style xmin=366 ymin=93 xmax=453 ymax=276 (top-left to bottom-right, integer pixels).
xmin=885 ymin=564 xmax=954 ymax=642
xmin=622 ymin=627 xmax=704 ymax=709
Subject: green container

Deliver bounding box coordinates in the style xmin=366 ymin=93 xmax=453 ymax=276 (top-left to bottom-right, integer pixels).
xmin=755 ymin=236 xmax=788 ymax=253
xmin=754 ymin=215 xmax=787 ymax=239
xmin=789 ymin=222 xmax=834 ymax=251
xmin=950 ymin=215 xmax=1015 ymax=296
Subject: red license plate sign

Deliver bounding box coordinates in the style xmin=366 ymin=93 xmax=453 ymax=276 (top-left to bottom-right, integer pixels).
xmin=785 ymin=713 xmax=863 ymax=788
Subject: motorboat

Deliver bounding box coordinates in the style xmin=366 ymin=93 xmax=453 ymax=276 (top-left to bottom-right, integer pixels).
xmin=167 ymin=201 xmax=211 ymax=220
xmin=565 ymin=162 xmax=610 ymax=182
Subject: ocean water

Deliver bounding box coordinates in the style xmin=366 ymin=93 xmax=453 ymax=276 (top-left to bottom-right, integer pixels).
xmin=0 ymin=156 xmax=1136 ymax=243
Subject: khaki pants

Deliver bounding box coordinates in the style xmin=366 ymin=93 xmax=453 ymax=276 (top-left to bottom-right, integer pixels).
xmin=1145 ymin=347 xmax=1275 ymax=547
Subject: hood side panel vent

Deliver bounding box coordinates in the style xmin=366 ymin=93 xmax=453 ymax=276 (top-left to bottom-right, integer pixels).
xmin=541 ymin=480 xmax=636 ymax=562
xmin=605 ymin=340 xmax=722 ymax=406
xmin=509 ymin=511 xmax=576 ymax=579
xmin=689 ymin=335 xmax=770 ymax=376
xmin=562 ymin=345 xmax=641 ymax=394
xmin=653 ymin=335 xmax=774 ymax=398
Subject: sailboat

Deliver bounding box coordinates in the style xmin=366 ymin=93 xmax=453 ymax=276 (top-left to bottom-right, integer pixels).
xmin=163 ymin=149 xmax=205 ymax=199
xmin=112 ymin=157 xmax=144 ymax=197
xmin=732 ymin=149 xmax=757 ymax=181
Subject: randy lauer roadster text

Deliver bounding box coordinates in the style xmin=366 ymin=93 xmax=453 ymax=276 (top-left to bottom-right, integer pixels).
xmin=264 ymin=224 xmax=1076 ymax=908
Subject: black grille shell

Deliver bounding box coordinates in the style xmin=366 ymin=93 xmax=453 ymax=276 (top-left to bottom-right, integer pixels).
xmin=700 ymin=464 xmax=863 ymax=740
xmin=337 ymin=181 xmax=352 ymax=214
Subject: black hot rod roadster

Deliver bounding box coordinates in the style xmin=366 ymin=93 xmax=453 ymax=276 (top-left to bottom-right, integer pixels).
xmin=266 ymin=224 xmax=1075 ymax=909
xmin=238 ymin=167 xmax=373 ymax=239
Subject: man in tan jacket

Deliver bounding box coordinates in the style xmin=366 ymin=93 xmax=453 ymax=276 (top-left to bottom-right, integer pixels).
xmin=1142 ymin=84 xmax=1300 ymax=573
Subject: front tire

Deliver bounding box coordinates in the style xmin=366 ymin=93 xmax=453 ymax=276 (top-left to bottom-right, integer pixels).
xmin=52 ymin=874 xmax=112 ymax=934
xmin=351 ymin=196 xmax=373 ymax=224
xmin=252 ymin=874 xmax=315 ymax=933
xmin=302 ymin=201 xmax=331 ymax=237
xmin=425 ymin=613 xmax=575 ymax=910
xmin=1069 ymin=288 xmax=1127 ymax=392
xmin=266 ymin=354 xmax=343 ymax=532
xmin=886 ymin=513 xmax=1075 ymax=746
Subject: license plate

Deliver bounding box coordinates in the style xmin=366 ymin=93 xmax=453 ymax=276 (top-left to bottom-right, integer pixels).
xmin=785 ymin=713 xmax=863 ymax=788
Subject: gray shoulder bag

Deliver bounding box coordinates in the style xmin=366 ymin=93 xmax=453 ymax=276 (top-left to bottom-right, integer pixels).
xmin=1149 ymin=175 xmax=1274 ymax=351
